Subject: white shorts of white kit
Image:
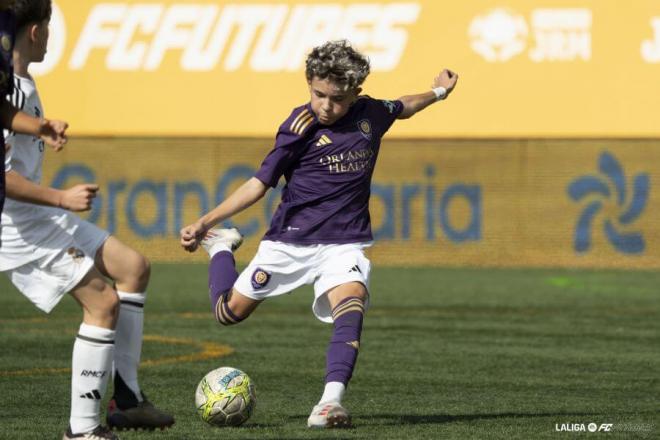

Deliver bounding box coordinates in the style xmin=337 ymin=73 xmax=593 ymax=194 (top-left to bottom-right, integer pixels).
xmin=6 ymin=216 xmax=109 ymax=314
xmin=234 ymin=240 xmax=372 ymax=323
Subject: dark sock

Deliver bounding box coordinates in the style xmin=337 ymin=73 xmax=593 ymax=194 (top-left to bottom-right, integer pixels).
xmin=112 ymin=372 xmax=139 ymax=410
xmin=326 ymin=297 xmax=365 ymax=384
xmin=208 ymin=251 xmax=243 ymax=325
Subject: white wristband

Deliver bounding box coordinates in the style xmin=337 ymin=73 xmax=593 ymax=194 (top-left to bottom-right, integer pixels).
xmin=432 ymin=86 xmax=447 ymax=101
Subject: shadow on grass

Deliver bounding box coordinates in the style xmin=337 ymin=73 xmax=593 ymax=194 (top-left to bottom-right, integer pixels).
xmin=359 ymin=412 xmax=647 ymax=426
xmin=290 ymin=411 xmax=635 ymax=426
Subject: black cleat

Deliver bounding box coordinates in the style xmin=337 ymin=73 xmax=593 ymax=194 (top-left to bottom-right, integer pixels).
xmin=107 ymin=398 xmax=175 ymax=431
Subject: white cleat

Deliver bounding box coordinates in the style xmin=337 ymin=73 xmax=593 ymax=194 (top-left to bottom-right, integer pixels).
xmin=200 ymin=227 xmax=243 ymax=255
xmin=307 ymin=402 xmax=352 ymax=429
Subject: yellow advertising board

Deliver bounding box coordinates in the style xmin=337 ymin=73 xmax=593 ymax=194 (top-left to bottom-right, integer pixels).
xmin=31 ymin=0 xmax=660 ymax=137
xmin=42 ymin=138 xmax=660 ymax=268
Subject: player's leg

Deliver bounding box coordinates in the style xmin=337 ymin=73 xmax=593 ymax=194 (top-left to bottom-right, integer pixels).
xmin=202 ymin=227 xmax=262 ymax=326
xmin=66 ymin=267 xmax=121 ymax=440
xmin=308 ymin=244 xmax=371 ymax=429
xmin=324 ymin=282 xmax=368 ymax=398
xmin=91 ymin=235 xmax=174 ymax=430
xmin=308 ymin=282 xmax=367 ymax=428
xmin=5 ymin=242 xmax=120 ymax=439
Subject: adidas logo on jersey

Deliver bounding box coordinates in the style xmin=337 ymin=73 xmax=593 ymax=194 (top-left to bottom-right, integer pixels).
xmin=348 ymin=265 xmax=362 ymax=274
xmin=315 ymin=134 xmax=332 ymax=147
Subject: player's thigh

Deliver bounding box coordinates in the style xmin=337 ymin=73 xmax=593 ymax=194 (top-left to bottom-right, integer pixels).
xmin=313 ymin=243 xmax=372 ymax=323
xmin=6 ymin=246 xmax=97 ymax=314
xmin=69 ymin=267 xmax=120 ymax=326
xmin=233 ymin=241 xmax=317 ymax=302
xmin=94 ymin=235 xmax=150 ymax=282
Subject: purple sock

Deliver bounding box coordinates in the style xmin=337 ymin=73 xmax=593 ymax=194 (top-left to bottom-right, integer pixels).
xmin=325 ymin=297 xmax=365 ymax=385
xmin=208 ymin=251 xmax=238 ymax=311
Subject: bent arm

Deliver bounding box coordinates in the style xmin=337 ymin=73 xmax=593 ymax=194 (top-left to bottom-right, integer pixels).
xmin=0 ymin=100 xmax=40 ymax=136
xmin=397 ymin=68 xmax=459 ymax=119
xmin=398 ymin=91 xmax=439 ymax=120
xmin=0 ymin=100 xmax=69 ymax=150
xmin=5 ymin=170 xmax=98 ymax=211
xmin=5 ymin=170 xmax=63 ymax=206
xmin=180 ymin=177 xmax=269 ymax=252
xmin=199 ymin=177 xmax=268 ymax=229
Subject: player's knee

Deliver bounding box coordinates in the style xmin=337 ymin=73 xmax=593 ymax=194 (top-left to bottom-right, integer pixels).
xmin=328 ymin=282 xmax=368 ymax=308
xmin=123 ymin=249 xmax=150 ymax=289
xmin=135 ymin=254 xmax=151 ymax=285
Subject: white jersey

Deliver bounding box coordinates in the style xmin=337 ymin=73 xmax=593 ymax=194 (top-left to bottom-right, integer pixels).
xmin=0 ymin=75 xmax=75 ymax=271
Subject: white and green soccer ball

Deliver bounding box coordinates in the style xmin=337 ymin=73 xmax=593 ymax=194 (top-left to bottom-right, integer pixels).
xmin=195 ymin=367 xmax=256 ymax=427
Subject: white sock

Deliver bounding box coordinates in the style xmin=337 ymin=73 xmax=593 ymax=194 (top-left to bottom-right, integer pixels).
xmin=114 ymin=291 xmax=146 ymax=401
xmin=70 ymin=323 xmax=115 ymax=434
xmin=208 ymin=243 xmax=231 ymax=258
xmin=319 ymin=381 xmax=346 ymax=405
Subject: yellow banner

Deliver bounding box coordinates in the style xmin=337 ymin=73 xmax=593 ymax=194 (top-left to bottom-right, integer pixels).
xmin=30 ymin=0 xmax=660 ymax=137
xmin=42 ymin=138 xmax=660 ymax=268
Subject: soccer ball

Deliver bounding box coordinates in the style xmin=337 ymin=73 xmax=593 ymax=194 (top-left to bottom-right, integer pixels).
xmin=195 ymin=367 xmax=256 ymax=427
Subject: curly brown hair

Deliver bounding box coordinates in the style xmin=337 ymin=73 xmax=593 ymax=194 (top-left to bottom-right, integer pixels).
xmin=305 ymin=40 xmax=370 ymax=91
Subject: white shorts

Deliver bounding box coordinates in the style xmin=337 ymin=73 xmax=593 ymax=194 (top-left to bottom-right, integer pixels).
xmin=5 ymin=216 xmax=109 ymax=313
xmin=234 ymin=240 xmax=372 ymax=323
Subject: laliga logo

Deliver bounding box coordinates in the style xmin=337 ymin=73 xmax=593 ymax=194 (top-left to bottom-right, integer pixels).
xmin=31 ymin=1 xmax=65 ymax=77
xmin=568 ymin=152 xmax=649 ymax=255
xmin=468 ymin=8 xmax=527 ymax=62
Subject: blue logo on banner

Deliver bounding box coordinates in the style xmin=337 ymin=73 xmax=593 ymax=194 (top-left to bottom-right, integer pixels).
xmin=568 ymin=151 xmax=649 ymax=254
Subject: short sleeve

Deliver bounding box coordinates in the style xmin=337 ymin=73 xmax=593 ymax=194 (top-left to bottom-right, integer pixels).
xmin=254 ymin=106 xmax=315 ymax=188
xmin=370 ymin=98 xmax=404 ymax=134
xmin=254 ymin=130 xmax=302 ymax=188
xmin=0 ymin=11 xmax=16 ymax=99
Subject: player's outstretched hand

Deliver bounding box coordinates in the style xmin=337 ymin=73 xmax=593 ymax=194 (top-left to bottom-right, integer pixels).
xmin=39 ymin=119 xmax=68 ymax=151
xmin=180 ymin=221 xmax=207 ymax=252
xmin=60 ymin=184 xmax=98 ymax=211
xmin=432 ymin=69 xmax=459 ymax=95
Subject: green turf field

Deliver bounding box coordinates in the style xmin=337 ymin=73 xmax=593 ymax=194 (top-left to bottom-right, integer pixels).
xmin=1 ymin=265 xmax=658 ymax=439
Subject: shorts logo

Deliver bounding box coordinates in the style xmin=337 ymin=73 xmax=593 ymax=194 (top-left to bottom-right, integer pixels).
xmin=67 ymin=247 xmax=85 ymax=262
xmin=251 ymin=268 xmax=271 ymax=289
xmin=358 ymin=119 xmax=372 ymax=140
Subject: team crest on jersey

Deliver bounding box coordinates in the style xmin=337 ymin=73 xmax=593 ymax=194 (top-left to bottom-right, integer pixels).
xmin=251 ymin=268 xmax=271 ymax=289
xmin=1 ymin=34 xmax=11 ymax=52
xmin=357 ymin=119 xmax=372 ymax=140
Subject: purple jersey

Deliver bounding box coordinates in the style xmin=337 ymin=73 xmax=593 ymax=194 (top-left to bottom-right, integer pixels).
xmin=255 ymin=96 xmax=404 ymax=244
xmin=0 ymin=10 xmax=14 ymax=99
xmin=0 ymin=9 xmax=15 ymax=214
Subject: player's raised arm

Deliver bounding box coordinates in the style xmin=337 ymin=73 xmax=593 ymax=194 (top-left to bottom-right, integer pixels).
xmin=180 ymin=176 xmax=268 ymax=252
xmin=397 ymin=68 xmax=459 ymax=120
